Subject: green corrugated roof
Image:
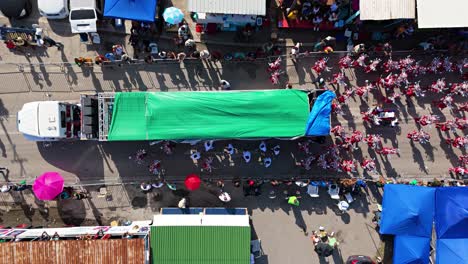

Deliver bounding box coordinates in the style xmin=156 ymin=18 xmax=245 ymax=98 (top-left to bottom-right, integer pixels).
xmin=150 ymin=226 xmax=251 ymax=264
xmin=107 ymin=90 xmax=310 ymax=141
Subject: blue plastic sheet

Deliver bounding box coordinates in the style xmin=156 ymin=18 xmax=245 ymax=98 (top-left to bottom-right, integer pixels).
xmin=435 ymin=187 xmax=468 ymax=239
xmin=436 ymin=238 xmax=468 ymax=264
xmin=393 ymin=236 xmax=430 ymax=264
xmin=380 ymin=184 xmax=435 ymax=237
xmin=305 ymin=90 xmax=336 ymax=136
xmin=104 ymin=0 xmax=157 ymax=22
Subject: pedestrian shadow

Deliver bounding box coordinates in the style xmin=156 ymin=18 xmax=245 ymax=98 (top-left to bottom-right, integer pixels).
xmin=410 ymin=141 xmax=428 ymax=174
xmin=85 ymin=67 xmax=104 ymax=92
xmin=183 ymin=61 xmax=203 ymax=89
xmin=0 ymin=106 xmax=28 ymax=178
xmin=0 ymin=136 xmax=6 ymax=158
xmin=332 ymin=247 xmax=345 ymax=264
xmin=292 ymin=206 xmax=308 ymax=234
xmin=368 ymin=150 xmax=383 ymax=177
xmin=340 ymin=104 xmax=357 ymax=130
xmin=35 ymin=56 xmax=52 ymax=87
xmin=379 ymin=154 xmax=398 ymax=177
xmin=421 ymin=142 xmax=435 ymax=162
xmin=435 ymin=130 xmax=459 ymax=166
xmin=57 ymin=198 xmax=86 ymax=226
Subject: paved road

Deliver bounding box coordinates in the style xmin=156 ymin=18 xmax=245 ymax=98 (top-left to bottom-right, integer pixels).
xmin=0 ymin=55 xmax=466 ymax=185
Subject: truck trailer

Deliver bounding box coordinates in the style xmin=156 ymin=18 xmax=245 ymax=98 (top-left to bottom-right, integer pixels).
xmin=17 ymin=90 xmax=335 ymax=142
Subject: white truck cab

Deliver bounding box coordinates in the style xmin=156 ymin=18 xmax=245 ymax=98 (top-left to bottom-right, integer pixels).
xmin=17 ymin=101 xmax=81 ymax=141
xmin=69 ymin=0 xmax=101 ymax=33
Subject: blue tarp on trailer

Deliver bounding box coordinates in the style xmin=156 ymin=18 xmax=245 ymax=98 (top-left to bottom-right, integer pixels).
xmin=104 ymin=0 xmax=157 ymax=22
xmin=305 ymin=90 xmax=336 ymax=136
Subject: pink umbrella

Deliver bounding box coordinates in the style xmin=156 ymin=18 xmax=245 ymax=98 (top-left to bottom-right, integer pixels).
xmin=33 ymin=172 xmax=64 ymax=200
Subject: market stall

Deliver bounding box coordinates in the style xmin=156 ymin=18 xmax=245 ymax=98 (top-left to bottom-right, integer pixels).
xmin=278 ymin=0 xmax=351 ymax=29
xmin=189 ymin=0 xmax=266 ymax=33
xmin=0 ymin=26 xmax=41 ymax=47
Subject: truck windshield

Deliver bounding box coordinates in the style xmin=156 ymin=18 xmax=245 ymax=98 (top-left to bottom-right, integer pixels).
xmin=70 ymin=10 xmax=95 ymax=20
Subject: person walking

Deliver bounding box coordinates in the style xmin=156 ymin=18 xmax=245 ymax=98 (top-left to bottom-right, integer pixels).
xmin=286 ymin=195 xmax=301 ymax=206
xmin=290 ymin=42 xmax=301 ymax=62
xmin=43 ymin=36 xmax=64 ymax=50
xmin=220 ymin=80 xmax=231 ymax=90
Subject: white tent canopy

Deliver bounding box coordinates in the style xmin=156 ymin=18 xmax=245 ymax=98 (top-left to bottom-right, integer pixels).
xmin=360 ymin=0 xmax=415 ymax=20
xmin=188 ymin=0 xmax=266 ymax=16
xmin=416 ymin=0 xmax=468 ymax=28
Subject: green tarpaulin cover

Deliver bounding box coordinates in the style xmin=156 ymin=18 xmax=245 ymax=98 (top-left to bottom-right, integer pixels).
xmin=107 ymin=90 xmax=310 ymax=141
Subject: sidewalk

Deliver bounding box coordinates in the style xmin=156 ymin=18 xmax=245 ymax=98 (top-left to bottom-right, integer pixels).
xmin=0 ymin=180 xmax=384 ymax=264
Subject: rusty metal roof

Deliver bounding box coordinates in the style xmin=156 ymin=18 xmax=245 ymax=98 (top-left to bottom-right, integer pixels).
xmin=0 ymin=238 xmax=145 ymax=264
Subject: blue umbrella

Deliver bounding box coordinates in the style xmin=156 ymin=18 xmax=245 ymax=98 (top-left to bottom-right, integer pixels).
xmin=163 ymin=7 xmax=184 ymax=25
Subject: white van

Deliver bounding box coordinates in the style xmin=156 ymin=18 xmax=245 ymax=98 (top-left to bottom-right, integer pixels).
xmin=69 ymin=0 xmax=101 ymax=33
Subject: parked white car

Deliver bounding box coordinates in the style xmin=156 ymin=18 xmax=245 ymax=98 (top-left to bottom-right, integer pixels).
xmin=38 ymin=0 xmax=69 ymax=19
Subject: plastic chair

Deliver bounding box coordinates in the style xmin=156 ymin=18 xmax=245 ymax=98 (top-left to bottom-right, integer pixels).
xmin=307 ymin=184 xmax=320 ymax=198
xmin=328 ymin=184 xmax=340 ymax=200
xmin=344 ymin=192 xmax=354 ymax=204
xmin=251 ymin=239 xmax=263 ymax=258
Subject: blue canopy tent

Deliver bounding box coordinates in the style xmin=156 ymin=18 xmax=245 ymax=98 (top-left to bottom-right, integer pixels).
xmin=305 ymin=90 xmax=336 ymax=136
xmin=435 ymin=187 xmax=468 ymax=239
xmin=104 ymin=0 xmax=157 ymax=22
xmin=379 ymin=185 xmax=435 ymax=237
xmin=436 ymin=238 xmax=468 ymax=264
xmin=393 ymin=236 xmax=430 ymax=264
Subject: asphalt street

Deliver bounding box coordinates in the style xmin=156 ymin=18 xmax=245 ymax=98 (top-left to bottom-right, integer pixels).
xmin=0 ymin=54 xmax=466 ymax=185
xmin=0 ymin=3 xmax=465 ymax=264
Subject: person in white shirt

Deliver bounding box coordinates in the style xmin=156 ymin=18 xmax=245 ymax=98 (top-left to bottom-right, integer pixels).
xmin=259 ymin=141 xmax=267 ymax=152
xmin=190 ymin=151 xmax=201 ymax=160
xmin=200 ymin=50 xmax=210 ymax=60
xmin=273 ymin=145 xmax=280 ymax=156
xmin=218 ymin=192 xmax=231 ymax=202
xmin=178 ymin=25 xmax=189 ymax=40
xmin=290 ymin=42 xmax=301 ymax=61
xmin=220 ymin=80 xmax=231 ymax=90
xmin=264 ymin=157 xmax=272 ymax=168
xmin=225 ymin=144 xmax=234 ymax=155
xmin=312 ymin=16 xmax=323 ymax=31
xmin=204 ymin=140 xmax=214 ymax=151
xmin=178 ymin=197 xmax=187 ymax=208
xmin=140 ymin=182 xmax=152 ymax=192
xmin=185 ymin=38 xmax=195 ymax=47
xmin=312 ymin=5 xmax=320 ymax=14
xmin=243 ymin=150 xmax=252 ymax=163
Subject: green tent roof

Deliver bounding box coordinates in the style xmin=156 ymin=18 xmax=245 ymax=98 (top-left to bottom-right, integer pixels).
xmin=150 ymin=226 xmax=251 ymax=264
xmin=107 ymin=90 xmax=310 ymax=141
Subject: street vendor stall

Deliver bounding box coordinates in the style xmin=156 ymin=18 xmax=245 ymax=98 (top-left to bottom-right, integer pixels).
xmin=0 ymin=26 xmax=41 ymax=47
xmin=189 ymin=0 xmax=266 ymax=33
xmin=278 ymin=0 xmax=351 ymax=29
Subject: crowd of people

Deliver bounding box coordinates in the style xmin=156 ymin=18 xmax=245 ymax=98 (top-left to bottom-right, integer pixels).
xmin=281 ymin=0 xmax=347 ymax=31
xmin=316 ymin=47 xmax=467 ymax=177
